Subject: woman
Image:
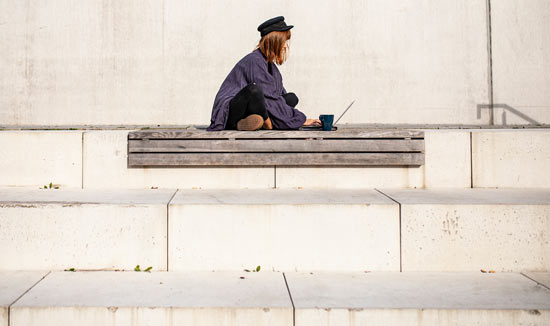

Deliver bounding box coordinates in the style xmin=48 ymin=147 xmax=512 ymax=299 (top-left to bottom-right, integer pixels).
xmin=207 ymin=16 xmax=321 ymax=131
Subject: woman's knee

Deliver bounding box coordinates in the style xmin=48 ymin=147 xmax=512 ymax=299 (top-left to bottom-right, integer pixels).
xmin=283 ymin=92 xmax=299 ymax=107
xmin=246 ymin=83 xmax=264 ymax=98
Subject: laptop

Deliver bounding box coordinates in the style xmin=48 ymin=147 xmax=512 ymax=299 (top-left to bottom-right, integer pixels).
xmin=299 ymin=100 xmax=356 ymax=131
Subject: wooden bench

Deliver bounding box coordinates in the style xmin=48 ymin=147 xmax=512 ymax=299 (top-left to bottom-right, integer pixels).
xmin=127 ymin=129 xmax=425 ymax=167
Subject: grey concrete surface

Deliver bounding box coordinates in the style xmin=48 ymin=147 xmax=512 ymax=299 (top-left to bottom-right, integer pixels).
xmin=10 ymin=271 xmax=292 ymax=326
xmin=523 ymin=272 xmax=550 ymax=290
xmin=0 ymin=272 xmax=48 ymax=326
xmin=13 ymin=271 xmax=291 ymax=308
xmin=171 ymin=188 xmax=395 ymax=205
xmin=378 ymin=188 xmax=550 ymax=205
xmin=285 ymin=272 xmax=550 ymax=310
xmin=0 ymin=188 xmax=177 ymax=205
xmin=0 ymin=271 xmax=49 ymax=307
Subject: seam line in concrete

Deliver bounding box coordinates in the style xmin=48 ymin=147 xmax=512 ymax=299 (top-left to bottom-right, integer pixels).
xmin=486 ymin=0 xmax=494 ymax=125
xmin=8 ymin=270 xmax=51 ymax=324
xmin=282 ymin=272 xmax=295 ymax=326
xmin=520 ymin=272 xmax=550 ymax=292
xmin=81 ymin=132 xmax=84 ymax=189
xmin=374 ymin=189 xmax=402 ymax=272
xmin=166 ymin=189 xmax=179 ymax=271
xmin=469 ymin=132 xmax=473 ymax=188
xmin=274 ymin=165 xmax=277 ymax=188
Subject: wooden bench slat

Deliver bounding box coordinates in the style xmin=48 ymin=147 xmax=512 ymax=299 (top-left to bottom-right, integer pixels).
xmin=128 ymin=139 xmax=425 ymax=153
xmin=128 ymin=153 xmax=425 ymax=167
xmin=129 ymin=129 xmax=425 ymax=140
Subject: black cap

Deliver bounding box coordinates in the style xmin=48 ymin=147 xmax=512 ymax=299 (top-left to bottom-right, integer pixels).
xmin=257 ymin=16 xmax=293 ymax=37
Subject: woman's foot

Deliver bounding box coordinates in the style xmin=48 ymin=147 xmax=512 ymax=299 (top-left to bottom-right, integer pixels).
xmin=262 ymin=117 xmax=273 ymax=130
xmin=237 ymin=114 xmax=264 ymax=131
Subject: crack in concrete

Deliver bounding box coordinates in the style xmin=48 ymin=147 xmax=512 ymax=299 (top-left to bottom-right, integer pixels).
xmin=8 ymin=271 xmax=51 ymax=326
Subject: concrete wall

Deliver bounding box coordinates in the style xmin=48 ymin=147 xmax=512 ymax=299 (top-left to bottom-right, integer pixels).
xmin=491 ymin=1 xmax=550 ymax=125
xmin=3 ymin=1 xmax=546 ymax=126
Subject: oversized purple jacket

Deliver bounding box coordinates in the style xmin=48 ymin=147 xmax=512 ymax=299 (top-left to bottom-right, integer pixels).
xmin=207 ymin=48 xmax=306 ymax=131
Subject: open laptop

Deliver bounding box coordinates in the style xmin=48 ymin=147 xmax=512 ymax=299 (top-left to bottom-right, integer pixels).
xmin=299 ymin=100 xmax=355 ymax=131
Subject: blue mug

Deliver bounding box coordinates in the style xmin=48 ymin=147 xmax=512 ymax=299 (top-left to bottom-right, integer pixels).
xmin=319 ymin=114 xmax=334 ymax=131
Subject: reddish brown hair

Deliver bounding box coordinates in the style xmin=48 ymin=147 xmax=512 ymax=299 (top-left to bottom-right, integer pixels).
xmin=256 ymin=30 xmax=291 ymax=65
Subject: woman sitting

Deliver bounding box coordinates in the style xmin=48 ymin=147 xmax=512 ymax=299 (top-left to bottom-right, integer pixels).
xmin=207 ymin=16 xmax=321 ymax=131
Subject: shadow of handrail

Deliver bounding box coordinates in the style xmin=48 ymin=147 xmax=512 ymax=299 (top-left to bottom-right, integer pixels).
xmin=477 ymin=103 xmax=541 ymax=125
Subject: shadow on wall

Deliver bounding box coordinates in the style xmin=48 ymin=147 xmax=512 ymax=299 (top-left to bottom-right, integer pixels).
xmin=477 ymin=104 xmax=542 ymax=126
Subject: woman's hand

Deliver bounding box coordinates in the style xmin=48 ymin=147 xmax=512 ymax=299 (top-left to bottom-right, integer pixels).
xmin=303 ymin=118 xmax=322 ymax=126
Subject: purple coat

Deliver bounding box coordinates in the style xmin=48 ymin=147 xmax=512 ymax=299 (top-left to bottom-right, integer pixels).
xmin=207 ymin=49 xmax=307 ymax=131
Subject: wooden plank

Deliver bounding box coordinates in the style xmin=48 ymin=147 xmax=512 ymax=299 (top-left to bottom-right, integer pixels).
xmin=128 ymin=153 xmax=425 ymax=167
xmin=128 ymin=129 xmax=425 ymax=140
xmin=129 ymin=139 xmax=425 ymax=153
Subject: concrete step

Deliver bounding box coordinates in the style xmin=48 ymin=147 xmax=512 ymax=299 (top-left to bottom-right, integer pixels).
xmin=380 ymin=188 xmax=550 ymax=272
xmin=1 ymin=129 xmax=549 ymax=189
xmin=9 ymin=271 xmax=292 ymax=326
xmin=285 ymin=271 xmax=550 ymax=326
xmin=3 ymin=271 xmax=550 ymax=326
xmin=0 ymin=188 xmax=176 ymax=270
xmin=1 ymin=188 xmax=548 ymax=272
xmin=168 ymin=189 xmax=400 ymax=271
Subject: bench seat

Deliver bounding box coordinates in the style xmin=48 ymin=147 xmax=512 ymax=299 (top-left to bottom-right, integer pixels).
xmin=127 ymin=129 xmax=425 ymax=167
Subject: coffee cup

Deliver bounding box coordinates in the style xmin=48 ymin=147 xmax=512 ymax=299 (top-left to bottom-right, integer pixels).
xmin=319 ymin=114 xmax=334 ymax=131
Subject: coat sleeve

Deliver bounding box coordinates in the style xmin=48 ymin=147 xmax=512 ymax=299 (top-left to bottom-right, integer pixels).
xmin=250 ymin=60 xmax=306 ymax=130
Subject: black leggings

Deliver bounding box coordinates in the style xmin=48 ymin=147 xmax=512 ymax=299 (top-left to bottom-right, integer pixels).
xmin=225 ymin=83 xmax=299 ymax=130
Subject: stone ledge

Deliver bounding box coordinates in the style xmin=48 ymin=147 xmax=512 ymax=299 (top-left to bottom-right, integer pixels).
xmin=4 ymin=271 xmax=550 ymax=326
xmin=1 ymin=124 xmax=549 ymax=131
xmin=286 ymin=272 xmax=550 ymax=326
xmin=10 ymin=271 xmax=292 ymax=326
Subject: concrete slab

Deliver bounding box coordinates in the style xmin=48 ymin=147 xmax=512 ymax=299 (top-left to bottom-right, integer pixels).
xmin=83 ymin=130 xmax=275 ymax=189
xmin=523 ymin=272 xmax=550 ymax=290
xmin=287 ymin=271 xmax=550 ymax=309
xmin=171 ymin=188 xmax=396 ymax=205
xmin=0 ymin=271 xmax=49 ymax=326
xmin=0 ymin=188 xmax=177 ymax=205
xmin=286 ymin=272 xmax=550 ymax=326
xmin=491 ymin=1 xmax=550 ymax=125
xmin=472 ymin=130 xmax=550 ymax=188
xmin=0 ymin=131 xmax=82 ymax=188
xmin=169 ymin=189 xmax=400 ymax=271
xmin=379 ymin=188 xmax=550 ymax=205
xmin=0 ymin=189 xmax=175 ymax=270
xmin=423 ymin=130 xmax=471 ymax=188
xmin=275 ymin=166 xmax=424 ymax=189
xmin=10 ymin=271 xmax=292 ymax=326
xmin=380 ymin=189 xmax=550 ymax=271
